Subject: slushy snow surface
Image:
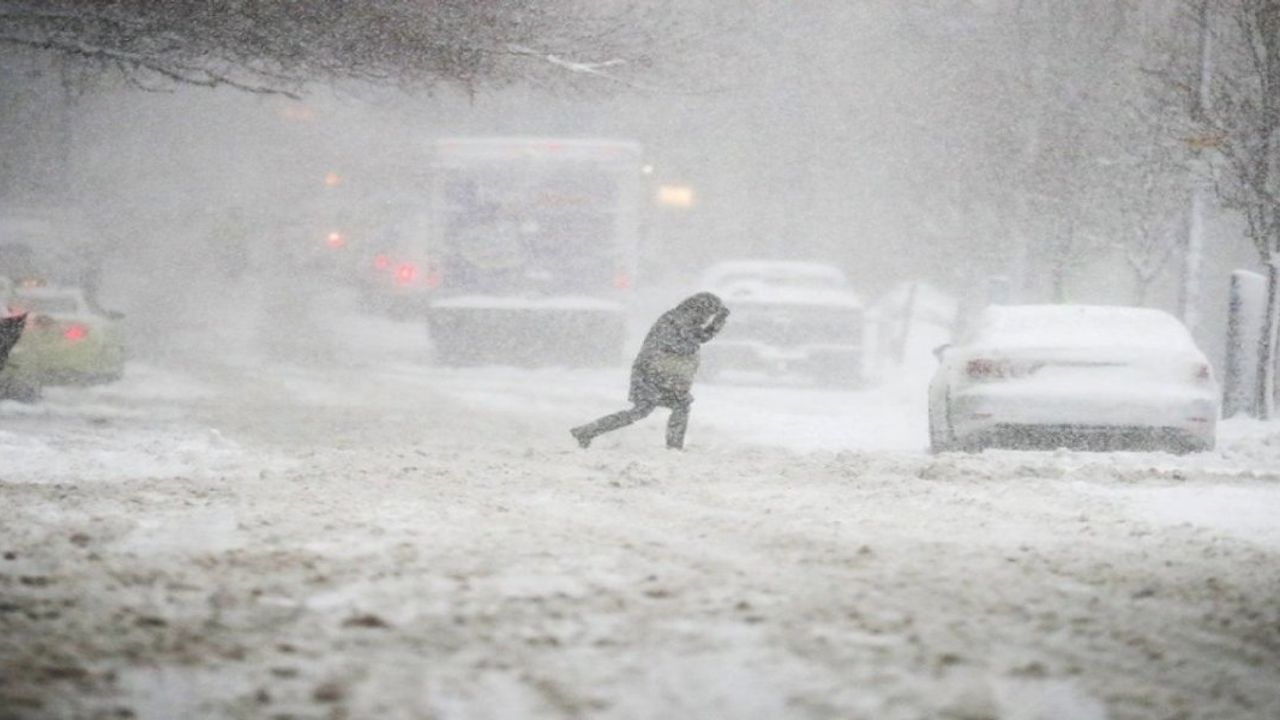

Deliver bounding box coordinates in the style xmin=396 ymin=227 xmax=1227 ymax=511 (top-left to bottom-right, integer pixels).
xmin=2 ymin=288 xmax=1278 ymax=720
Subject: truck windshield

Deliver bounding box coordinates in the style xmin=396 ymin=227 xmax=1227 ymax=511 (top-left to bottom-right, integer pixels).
xmin=437 ymin=159 xmax=625 ymax=296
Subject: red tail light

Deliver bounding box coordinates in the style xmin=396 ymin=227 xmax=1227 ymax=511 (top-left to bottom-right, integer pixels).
xmin=63 ymin=324 xmax=86 ymax=342
xmin=966 ymin=358 xmax=1009 ymax=379
xmin=395 ymin=263 xmax=418 ymax=285
xmin=326 ymin=231 xmax=345 ymax=249
xmin=964 ymin=358 xmax=1040 ymax=380
xmin=372 ymin=255 xmax=390 ymax=271
xmin=613 ymin=271 xmax=632 ymax=290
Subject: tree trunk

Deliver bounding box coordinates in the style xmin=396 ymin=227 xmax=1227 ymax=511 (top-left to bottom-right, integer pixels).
xmin=1181 ymin=184 xmax=1205 ymax=330
xmin=1256 ymin=259 xmax=1280 ymax=418
xmin=1131 ymin=256 xmax=1155 ymax=307
xmin=1181 ymin=0 xmax=1212 ymax=333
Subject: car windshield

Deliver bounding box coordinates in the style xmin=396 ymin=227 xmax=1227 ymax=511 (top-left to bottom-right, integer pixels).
xmin=729 ymin=273 xmax=841 ymax=287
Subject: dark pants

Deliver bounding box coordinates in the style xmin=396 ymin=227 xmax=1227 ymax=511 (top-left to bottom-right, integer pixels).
xmin=573 ymin=397 xmax=692 ymax=449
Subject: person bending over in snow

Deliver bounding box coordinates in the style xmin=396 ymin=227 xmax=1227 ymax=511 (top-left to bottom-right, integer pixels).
xmin=572 ymin=292 xmax=729 ymax=450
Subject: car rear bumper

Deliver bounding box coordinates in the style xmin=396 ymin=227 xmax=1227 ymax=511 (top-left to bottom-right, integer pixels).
xmin=949 ymin=385 xmax=1218 ymax=451
xmin=958 ymin=424 xmax=1213 ymax=452
xmin=8 ymin=342 xmax=125 ymax=384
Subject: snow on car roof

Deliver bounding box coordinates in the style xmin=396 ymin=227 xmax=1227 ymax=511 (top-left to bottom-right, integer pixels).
xmin=701 ymin=260 xmax=849 ymax=286
xmin=975 ymin=304 xmax=1197 ymax=351
xmin=715 ymin=280 xmax=863 ymax=308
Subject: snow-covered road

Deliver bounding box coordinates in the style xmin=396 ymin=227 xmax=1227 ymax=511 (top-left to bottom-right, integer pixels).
xmin=2 ymin=295 xmax=1279 ymax=720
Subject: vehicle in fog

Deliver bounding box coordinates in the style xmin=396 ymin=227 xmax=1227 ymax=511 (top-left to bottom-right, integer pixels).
xmin=289 ymin=212 xmax=359 ymax=281
xmin=426 ymin=137 xmax=643 ymax=366
xmin=928 ymin=304 xmax=1219 ymax=454
xmin=698 ymin=260 xmax=864 ymax=386
xmin=3 ymin=285 xmax=125 ymax=390
xmin=353 ymin=201 xmax=436 ymax=316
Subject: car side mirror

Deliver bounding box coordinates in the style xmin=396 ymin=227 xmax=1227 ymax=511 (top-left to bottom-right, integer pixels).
xmin=932 ymin=343 xmax=951 ymax=361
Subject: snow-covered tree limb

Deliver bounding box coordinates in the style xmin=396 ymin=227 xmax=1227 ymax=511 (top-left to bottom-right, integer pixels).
xmin=0 ymin=0 xmax=686 ymax=96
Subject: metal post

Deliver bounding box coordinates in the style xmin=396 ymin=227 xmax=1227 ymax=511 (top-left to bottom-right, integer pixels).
xmin=1223 ymin=270 xmax=1266 ymax=417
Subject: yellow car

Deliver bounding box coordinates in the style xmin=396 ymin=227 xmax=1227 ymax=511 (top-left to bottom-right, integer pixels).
xmin=2 ymin=286 xmax=125 ymax=388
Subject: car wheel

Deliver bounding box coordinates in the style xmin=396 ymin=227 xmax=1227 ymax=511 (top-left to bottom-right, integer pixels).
xmin=0 ymin=377 xmax=42 ymax=403
xmin=1170 ymin=436 xmax=1214 ymax=455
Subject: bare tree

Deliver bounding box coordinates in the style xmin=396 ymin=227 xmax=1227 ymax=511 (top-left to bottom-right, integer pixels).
xmin=901 ymin=1 xmax=1144 ymax=301
xmin=1171 ymin=0 xmax=1280 ymax=416
xmin=1107 ymin=65 xmax=1194 ymax=307
xmin=0 ymin=0 xmax=685 ymax=97
xmin=1011 ymin=1 xmax=1146 ymax=302
xmin=1115 ymin=165 xmax=1185 ymax=305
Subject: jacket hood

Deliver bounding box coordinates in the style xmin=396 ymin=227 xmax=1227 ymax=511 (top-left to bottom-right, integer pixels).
xmin=675 ymin=292 xmax=724 ymax=320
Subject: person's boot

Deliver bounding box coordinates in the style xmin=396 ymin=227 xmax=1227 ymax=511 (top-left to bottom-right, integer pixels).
xmin=570 ymin=426 xmax=593 ymax=449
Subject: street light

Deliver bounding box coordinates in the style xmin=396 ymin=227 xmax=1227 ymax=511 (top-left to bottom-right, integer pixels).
xmin=656 ymin=184 xmax=694 ymax=209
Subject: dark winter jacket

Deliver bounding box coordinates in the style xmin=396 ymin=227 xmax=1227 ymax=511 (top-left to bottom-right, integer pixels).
xmin=629 ymin=293 xmax=729 ymax=407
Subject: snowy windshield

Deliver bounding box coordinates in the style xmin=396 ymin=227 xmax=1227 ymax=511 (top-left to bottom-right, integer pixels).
xmin=436 ymin=161 xmax=623 ymax=296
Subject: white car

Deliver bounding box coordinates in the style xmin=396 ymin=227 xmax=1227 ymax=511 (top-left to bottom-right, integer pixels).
xmin=699 ymin=260 xmax=864 ymax=386
xmin=928 ymin=304 xmax=1219 ymax=454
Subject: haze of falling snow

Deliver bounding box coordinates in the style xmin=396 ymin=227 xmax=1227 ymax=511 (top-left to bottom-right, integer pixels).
xmin=0 ymin=0 xmax=1261 ymax=395
xmin=6 ymin=3 xmax=1280 ymax=719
